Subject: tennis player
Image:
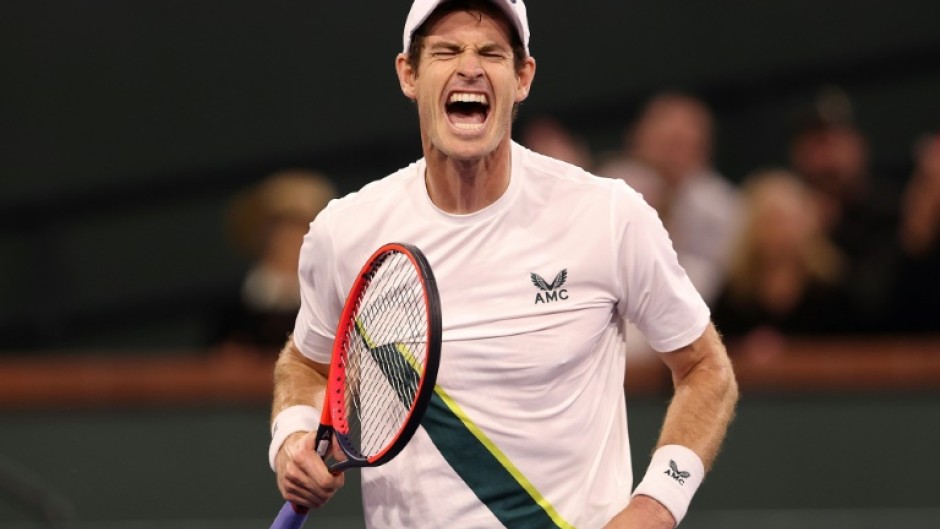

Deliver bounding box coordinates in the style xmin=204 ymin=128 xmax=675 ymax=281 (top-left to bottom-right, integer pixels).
xmin=269 ymin=0 xmax=739 ymax=527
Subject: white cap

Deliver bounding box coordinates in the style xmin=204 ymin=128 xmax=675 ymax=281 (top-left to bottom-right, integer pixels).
xmin=402 ymin=0 xmax=530 ymax=55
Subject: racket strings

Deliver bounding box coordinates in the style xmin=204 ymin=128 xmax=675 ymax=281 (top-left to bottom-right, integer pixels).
xmin=342 ymin=252 xmax=429 ymax=458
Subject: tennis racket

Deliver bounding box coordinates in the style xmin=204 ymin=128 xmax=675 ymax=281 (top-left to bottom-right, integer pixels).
xmin=270 ymin=242 xmax=442 ymax=529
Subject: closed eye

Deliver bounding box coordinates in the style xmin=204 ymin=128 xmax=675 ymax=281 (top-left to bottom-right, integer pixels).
xmin=478 ymin=45 xmax=510 ymax=60
xmin=427 ymin=43 xmax=461 ymax=59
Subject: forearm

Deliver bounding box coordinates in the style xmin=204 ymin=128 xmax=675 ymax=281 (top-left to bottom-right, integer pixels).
xmin=271 ymin=339 xmax=328 ymax=423
xmin=657 ymin=325 xmax=738 ymax=470
xmin=270 ymin=339 xmax=346 ymax=507
xmin=615 ymin=324 xmax=738 ymax=528
xmin=269 ymin=339 xmax=330 ymax=470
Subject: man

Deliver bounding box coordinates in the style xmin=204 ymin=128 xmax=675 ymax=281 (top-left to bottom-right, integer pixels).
xmin=599 ymin=92 xmax=742 ymax=306
xmin=788 ymin=87 xmax=901 ymax=329
xmin=269 ymin=1 xmax=738 ymax=528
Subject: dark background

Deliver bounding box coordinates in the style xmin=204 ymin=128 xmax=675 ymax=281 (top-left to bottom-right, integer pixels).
xmin=1 ymin=1 xmax=940 ymax=527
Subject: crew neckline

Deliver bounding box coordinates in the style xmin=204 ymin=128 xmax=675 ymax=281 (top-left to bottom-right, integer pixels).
xmin=414 ymin=142 xmax=525 ymax=225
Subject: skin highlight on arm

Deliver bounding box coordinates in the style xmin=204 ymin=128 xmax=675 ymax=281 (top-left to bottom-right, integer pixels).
xmin=271 ymin=338 xmax=329 ymax=423
xmin=656 ymin=322 xmax=739 ymax=471
xmin=606 ymin=323 xmax=738 ymax=528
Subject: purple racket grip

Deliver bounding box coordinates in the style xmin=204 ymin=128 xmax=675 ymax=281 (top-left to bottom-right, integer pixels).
xmin=270 ymin=501 xmax=309 ymax=529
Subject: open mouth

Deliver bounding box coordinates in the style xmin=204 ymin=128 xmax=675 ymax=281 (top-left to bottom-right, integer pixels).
xmin=445 ymin=92 xmax=490 ymax=131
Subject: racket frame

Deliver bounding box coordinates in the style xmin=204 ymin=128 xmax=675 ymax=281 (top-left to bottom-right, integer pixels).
xmin=316 ymin=242 xmax=441 ymax=472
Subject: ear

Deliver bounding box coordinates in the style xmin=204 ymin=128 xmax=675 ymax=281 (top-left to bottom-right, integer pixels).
xmin=396 ymin=53 xmax=417 ymax=101
xmin=515 ymin=56 xmax=537 ymax=103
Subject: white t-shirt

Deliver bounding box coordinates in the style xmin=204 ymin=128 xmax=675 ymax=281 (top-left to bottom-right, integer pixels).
xmin=293 ymin=142 xmax=710 ymax=529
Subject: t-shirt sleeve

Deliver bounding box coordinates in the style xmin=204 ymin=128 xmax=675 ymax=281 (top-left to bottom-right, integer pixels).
xmin=292 ymin=209 xmax=343 ymax=364
xmin=612 ymin=183 xmax=711 ymax=352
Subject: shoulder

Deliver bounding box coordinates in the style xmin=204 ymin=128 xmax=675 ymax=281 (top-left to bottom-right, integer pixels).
xmin=310 ymin=160 xmax=426 ymax=243
xmin=682 ymin=169 xmax=740 ymax=205
xmin=300 ymin=160 xmax=421 ymax=261
xmin=515 ymin=142 xmax=647 ymax=206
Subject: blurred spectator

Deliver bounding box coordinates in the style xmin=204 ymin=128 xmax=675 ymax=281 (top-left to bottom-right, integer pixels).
xmin=711 ymin=169 xmax=852 ymax=357
xmin=600 ymin=91 xmax=742 ymax=305
xmin=595 ymin=92 xmax=741 ymax=362
xmin=210 ymin=169 xmax=336 ymax=355
xmin=788 ymin=86 xmax=901 ymax=329
xmin=899 ymin=132 xmax=940 ymax=257
xmin=520 ymin=115 xmax=594 ymax=170
xmin=893 ymin=131 xmax=940 ymax=332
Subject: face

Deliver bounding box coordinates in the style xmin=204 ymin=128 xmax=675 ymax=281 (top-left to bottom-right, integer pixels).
xmin=633 ymin=99 xmax=711 ymax=184
xmin=749 ymin=176 xmax=817 ymax=259
xmin=790 ymin=126 xmax=867 ymax=195
xmin=396 ymin=9 xmax=535 ymax=162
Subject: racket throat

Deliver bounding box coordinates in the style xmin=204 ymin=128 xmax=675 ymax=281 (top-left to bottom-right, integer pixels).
xmin=314 ymin=423 xmax=332 ymax=458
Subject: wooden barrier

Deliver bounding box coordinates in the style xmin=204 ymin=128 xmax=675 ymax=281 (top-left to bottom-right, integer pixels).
xmin=0 ymin=349 xmax=275 ymax=409
xmin=628 ymin=335 xmax=940 ymax=394
xmin=1 ymin=336 xmax=938 ymax=409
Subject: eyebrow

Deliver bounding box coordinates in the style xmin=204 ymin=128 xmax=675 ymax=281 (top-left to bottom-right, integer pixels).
xmin=477 ymin=43 xmax=510 ymax=54
xmin=426 ymin=41 xmax=510 ymax=54
xmin=427 ymin=41 xmax=463 ymax=52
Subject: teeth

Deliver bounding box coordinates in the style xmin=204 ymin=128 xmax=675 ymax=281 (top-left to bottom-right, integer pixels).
xmin=453 ymin=122 xmax=485 ymax=131
xmin=449 ymin=92 xmax=488 ymax=105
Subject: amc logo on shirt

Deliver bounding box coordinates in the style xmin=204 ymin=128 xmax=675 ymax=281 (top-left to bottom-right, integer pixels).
xmin=530 ymin=269 xmax=568 ymax=304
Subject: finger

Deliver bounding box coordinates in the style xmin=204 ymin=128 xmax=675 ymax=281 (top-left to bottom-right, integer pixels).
xmin=298 ymin=455 xmax=345 ymax=491
xmin=284 ymin=446 xmax=346 ymax=496
xmin=280 ymin=460 xmax=338 ymax=508
xmin=301 ymin=429 xmax=319 ymax=451
xmin=275 ymin=431 xmax=308 ymax=475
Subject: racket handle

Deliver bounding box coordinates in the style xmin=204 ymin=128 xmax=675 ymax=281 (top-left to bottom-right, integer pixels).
xmin=270 ymin=501 xmax=309 ymax=529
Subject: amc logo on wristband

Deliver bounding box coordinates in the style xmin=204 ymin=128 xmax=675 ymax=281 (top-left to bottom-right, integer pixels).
xmin=665 ymin=460 xmax=691 ymax=485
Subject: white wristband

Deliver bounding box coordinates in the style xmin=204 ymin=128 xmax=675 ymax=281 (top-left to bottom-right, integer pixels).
xmin=631 ymin=445 xmax=705 ymax=526
xmin=268 ymin=405 xmax=320 ymax=471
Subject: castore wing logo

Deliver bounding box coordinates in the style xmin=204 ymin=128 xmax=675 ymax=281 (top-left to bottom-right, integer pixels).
xmin=530 ymin=269 xmax=568 ymax=304
xmin=665 ymin=460 xmax=691 ymax=485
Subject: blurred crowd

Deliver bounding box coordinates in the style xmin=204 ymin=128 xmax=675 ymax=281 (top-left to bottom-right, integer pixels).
xmin=209 ymin=169 xmax=336 ymax=355
xmin=522 ymin=88 xmax=940 ymax=359
xmin=213 ymin=87 xmax=939 ymax=360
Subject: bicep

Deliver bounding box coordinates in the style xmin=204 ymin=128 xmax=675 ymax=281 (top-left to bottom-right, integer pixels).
xmin=287 ymin=339 xmax=330 ymax=378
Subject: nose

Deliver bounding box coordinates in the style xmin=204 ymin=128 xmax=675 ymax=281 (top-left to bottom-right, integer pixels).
xmin=456 ymin=50 xmax=484 ymax=80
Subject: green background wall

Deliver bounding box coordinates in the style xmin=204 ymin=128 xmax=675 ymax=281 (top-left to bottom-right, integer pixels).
xmin=1 ymin=394 xmax=938 ymax=527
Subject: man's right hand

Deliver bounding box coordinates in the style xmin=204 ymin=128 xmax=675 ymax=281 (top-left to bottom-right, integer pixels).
xmin=275 ymin=431 xmax=345 ymax=509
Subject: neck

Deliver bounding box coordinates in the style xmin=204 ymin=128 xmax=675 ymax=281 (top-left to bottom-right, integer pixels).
xmin=424 ymin=140 xmax=513 ymax=214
